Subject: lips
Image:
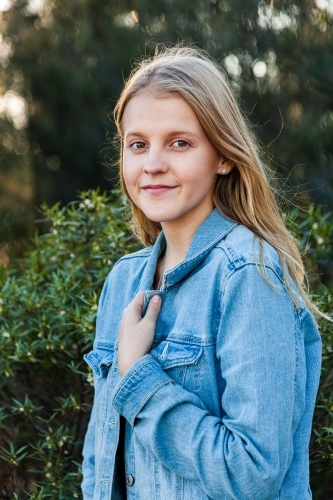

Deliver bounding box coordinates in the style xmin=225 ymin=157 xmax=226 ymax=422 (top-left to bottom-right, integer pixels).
xmin=142 ymin=185 xmax=176 ymax=195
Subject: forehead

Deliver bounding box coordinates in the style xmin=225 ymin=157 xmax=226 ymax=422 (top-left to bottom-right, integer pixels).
xmin=121 ymin=91 xmax=202 ymax=135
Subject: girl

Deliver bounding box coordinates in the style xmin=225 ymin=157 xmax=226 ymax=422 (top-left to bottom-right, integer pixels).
xmin=82 ymin=46 xmax=322 ymax=500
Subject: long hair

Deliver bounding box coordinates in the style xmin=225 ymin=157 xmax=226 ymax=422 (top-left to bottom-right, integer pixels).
xmin=114 ymin=45 xmax=325 ymax=318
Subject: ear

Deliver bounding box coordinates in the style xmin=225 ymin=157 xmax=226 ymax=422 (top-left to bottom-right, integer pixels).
xmin=217 ymin=156 xmax=235 ymax=175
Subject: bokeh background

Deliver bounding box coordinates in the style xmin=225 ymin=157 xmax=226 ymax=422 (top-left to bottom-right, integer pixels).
xmin=0 ymin=0 xmax=333 ymax=245
xmin=0 ymin=0 xmax=333 ymax=497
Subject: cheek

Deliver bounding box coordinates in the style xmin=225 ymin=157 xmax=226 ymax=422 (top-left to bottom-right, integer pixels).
xmin=122 ymin=156 xmax=139 ymax=194
xmin=123 ymin=171 xmax=137 ymax=202
xmin=182 ymin=162 xmax=217 ymax=191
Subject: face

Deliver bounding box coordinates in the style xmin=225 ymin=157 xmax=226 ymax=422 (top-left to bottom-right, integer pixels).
xmin=122 ymin=91 xmax=233 ymax=229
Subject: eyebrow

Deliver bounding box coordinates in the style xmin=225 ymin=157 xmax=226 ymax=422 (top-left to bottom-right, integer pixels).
xmin=124 ymin=130 xmax=200 ymax=139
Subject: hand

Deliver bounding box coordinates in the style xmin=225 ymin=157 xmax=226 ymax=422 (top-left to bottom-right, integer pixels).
xmin=118 ymin=291 xmax=162 ymax=376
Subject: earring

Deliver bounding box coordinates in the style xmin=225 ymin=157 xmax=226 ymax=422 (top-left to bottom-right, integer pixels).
xmin=222 ymin=169 xmax=226 ymax=174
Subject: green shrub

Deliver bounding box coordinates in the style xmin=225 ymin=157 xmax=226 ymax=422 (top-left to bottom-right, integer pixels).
xmin=290 ymin=206 xmax=333 ymax=498
xmin=0 ymin=191 xmax=332 ymax=499
xmin=0 ymin=190 xmax=138 ymax=498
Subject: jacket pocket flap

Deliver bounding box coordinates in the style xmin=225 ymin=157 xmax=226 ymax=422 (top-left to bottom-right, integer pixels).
xmin=84 ymin=343 xmax=115 ymax=379
xmin=150 ymin=341 xmax=202 ymax=370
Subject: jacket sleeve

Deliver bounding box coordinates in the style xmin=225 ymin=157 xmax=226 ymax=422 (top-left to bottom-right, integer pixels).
xmin=111 ymin=264 xmax=299 ymax=500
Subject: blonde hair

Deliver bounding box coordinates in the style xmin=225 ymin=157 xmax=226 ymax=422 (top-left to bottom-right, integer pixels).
xmin=114 ymin=45 xmax=325 ymax=318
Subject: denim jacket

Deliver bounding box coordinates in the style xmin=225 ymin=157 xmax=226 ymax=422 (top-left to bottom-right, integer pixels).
xmin=82 ymin=209 xmax=321 ymax=500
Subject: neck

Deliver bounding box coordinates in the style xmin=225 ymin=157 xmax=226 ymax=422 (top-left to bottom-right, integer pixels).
xmin=161 ymin=207 xmax=214 ymax=272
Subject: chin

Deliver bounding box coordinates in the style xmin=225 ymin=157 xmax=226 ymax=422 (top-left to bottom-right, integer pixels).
xmin=140 ymin=208 xmax=178 ymax=223
xmin=136 ymin=203 xmax=167 ymax=219
xmin=147 ymin=213 xmax=190 ymax=226
xmin=137 ymin=201 xmax=193 ymax=225
xmin=145 ymin=215 xmax=173 ymax=223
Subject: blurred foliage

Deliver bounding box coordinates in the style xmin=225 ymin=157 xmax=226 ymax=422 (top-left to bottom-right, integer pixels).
xmin=0 ymin=0 xmax=332 ymax=240
xmin=286 ymin=205 xmax=333 ymax=498
xmin=0 ymin=189 xmax=332 ymax=498
xmin=0 ymin=190 xmax=139 ymax=498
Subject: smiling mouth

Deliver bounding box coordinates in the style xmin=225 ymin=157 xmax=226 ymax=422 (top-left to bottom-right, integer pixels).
xmin=142 ymin=185 xmax=177 ymax=194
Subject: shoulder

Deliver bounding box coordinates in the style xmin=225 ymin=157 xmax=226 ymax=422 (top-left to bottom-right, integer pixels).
xmin=98 ymin=246 xmax=152 ymax=308
xmin=114 ymin=246 xmax=153 ymax=267
xmin=104 ymin=245 xmax=152 ymax=284
xmin=214 ymin=223 xmax=284 ymax=284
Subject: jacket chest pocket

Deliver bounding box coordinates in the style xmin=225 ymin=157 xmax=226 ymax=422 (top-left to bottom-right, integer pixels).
xmin=150 ymin=340 xmax=202 ymax=387
xmin=84 ymin=341 xmax=115 ymax=379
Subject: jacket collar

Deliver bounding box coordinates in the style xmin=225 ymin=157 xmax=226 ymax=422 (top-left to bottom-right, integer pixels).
xmin=138 ymin=209 xmax=237 ymax=293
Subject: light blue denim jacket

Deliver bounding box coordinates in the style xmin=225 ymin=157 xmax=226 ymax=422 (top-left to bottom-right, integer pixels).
xmin=82 ymin=209 xmax=321 ymax=500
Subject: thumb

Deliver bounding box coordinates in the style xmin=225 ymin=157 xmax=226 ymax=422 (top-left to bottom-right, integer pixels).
xmin=144 ymin=295 xmax=162 ymax=323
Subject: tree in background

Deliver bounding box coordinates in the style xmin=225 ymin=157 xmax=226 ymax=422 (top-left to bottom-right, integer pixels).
xmin=0 ymin=0 xmax=332 ymax=246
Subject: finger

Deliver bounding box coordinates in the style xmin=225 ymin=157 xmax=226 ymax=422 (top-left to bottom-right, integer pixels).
xmin=127 ymin=291 xmax=145 ymax=315
xmin=144 ymin=295 xmax=162 ymax=323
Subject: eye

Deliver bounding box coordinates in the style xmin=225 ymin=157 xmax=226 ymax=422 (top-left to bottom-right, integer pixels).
xmin=172 ymin=140 xmax=190 ymax=148
xmin=130 ymin=141 xmax=147 ymax=150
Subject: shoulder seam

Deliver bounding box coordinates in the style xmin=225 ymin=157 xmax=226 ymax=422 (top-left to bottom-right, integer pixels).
xmin=217 ymin=234 xmax=281 ymax=268
xmin=215 ymin=241 xmax=249 ymax=270
xmin=221 ymin=261 xmax=286 ymax=294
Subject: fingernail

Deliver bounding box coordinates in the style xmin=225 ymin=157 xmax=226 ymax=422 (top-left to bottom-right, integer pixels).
xmin=152 ymin=295 xmax=161 ymax=303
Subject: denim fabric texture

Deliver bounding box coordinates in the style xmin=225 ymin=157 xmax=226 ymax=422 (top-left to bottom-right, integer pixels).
xmin=82 ymin=209 xmax=321 ymax=500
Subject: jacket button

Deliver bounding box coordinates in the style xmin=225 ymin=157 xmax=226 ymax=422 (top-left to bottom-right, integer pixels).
xmin=125 ymin=474 xmax=134 ymax=486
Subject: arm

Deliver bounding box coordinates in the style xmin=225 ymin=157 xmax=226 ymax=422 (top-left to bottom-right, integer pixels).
xmin=112 ymin=264 xmax=297 ymax=499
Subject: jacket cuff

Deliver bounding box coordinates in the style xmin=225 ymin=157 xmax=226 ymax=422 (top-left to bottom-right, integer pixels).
xmin=111 ymin=354 xmax=173 ymax=426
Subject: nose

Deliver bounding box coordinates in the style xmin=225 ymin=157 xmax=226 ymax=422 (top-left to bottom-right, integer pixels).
xmin=143 ymin=151 xmax=168 ymax=174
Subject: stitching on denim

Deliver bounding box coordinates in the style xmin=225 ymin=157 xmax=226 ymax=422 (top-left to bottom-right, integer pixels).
xmin=294 ymin=310 xmax=300 ymax=385
xmin=221 ymin=262 xmax=286 ymax=297
xmin=181 ymin=365 xmax=187 ymax=387
xmin=155 ymin=349 xmax=203 ymax=370
xmin=153 ymin=335 xmax=216 ymax=346
xmin=222 ymin=243 xmax=240 ymax=263
xmin=215 ymin=260 xmax=224 ymax=337
xmin=96 ymin=341 xmax=115 ymax=350
xmin=218 ymin=237 xmax=287 ymax=283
